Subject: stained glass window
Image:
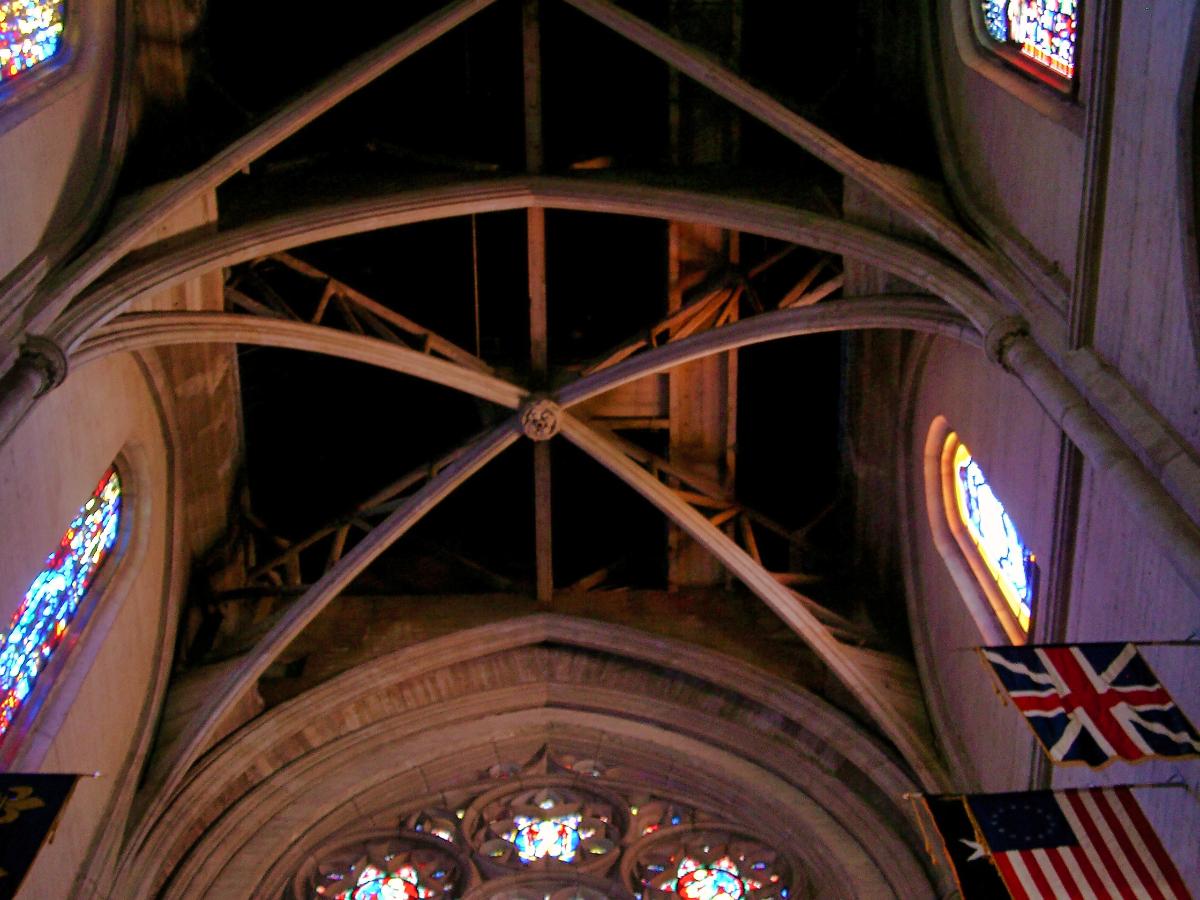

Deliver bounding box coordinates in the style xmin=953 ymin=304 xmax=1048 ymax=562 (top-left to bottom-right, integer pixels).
xmin=475 ymin=785 xmax=619 ymax=869
xmin=634 ymin=832 xmax=791 ymax=900
xmin=976 ymin=0 xmax=1078 ymax=83
xmin=0 ymin=467 xmax=121 ymax=744
xmin=506 ymin=812 xmax=585 ymax=863
xmin=950 ymin=441 xmax=1035 ymax=632
xmin=310 ymin=841 xmax=462 ymax=899
xmin=0 ymin=1 xmax=66 ymax=85
xmin=300 ymin=761 xmax=801 ymax=899
xmin=322 ymin=863 xmax=429 ymax=899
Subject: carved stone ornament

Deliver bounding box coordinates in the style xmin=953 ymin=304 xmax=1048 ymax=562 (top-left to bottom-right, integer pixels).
xmin=521 ymin=399 xmax=561 ymax=441
xmin=983 ymin=315 xmax=1029 ymax=370
xmin=20 ymin=334 xmax=68 ymax=394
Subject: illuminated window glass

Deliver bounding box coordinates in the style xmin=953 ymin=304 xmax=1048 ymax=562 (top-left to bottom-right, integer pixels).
xmin=945 ymin=436 xmax=1035 ymax=635
xmin=975 ymin=1 xmax=1079 ymax=87
xmin=321 ymin=863 xmax=437 ymax=899
xmin=0 ymin=467 xmax=121 ymax=745
xmin=0 ymin=1 xmax=66 ymax=85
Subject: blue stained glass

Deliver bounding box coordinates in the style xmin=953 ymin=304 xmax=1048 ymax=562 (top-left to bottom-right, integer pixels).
xmin=953 ymin=444 xmax=1034 ymax=631
xmin=508 ymin=814 xmax=583 ymax=863
xmin=0 ymin=468 xmax=121 ymax=744
xmin=981 ymin=0 xmax=1008 ymax=41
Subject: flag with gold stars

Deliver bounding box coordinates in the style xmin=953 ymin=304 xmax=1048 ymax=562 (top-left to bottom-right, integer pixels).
xmin=0 ymin=773 xmax=80 ymax=900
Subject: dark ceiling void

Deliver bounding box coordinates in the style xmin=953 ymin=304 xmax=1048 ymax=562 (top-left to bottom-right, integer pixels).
xmin=119 ymin=0 xmax=939 ymax=194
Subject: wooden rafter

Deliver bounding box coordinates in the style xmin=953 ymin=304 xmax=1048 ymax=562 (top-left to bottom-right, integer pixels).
xmin=262 ymin=252 xmax=493 ymax=372
xmin=557 ymin=297 xmax=977 ymax=408
xmin=525 ymin=0 xmax=553 ymax=606
xmin=136 ymin=420 xmax=522 ymax=838
xmin=582 ymin=253 xmax=841 ymax=378
xmin=558 ymin=0 xmax=1007 ymax=297
xmin=558 ymin=412 xmax=945 ymax=787
xmin=244 ymin=444 xmax=473 ymax=587
xmin=591 ymin=425 xmax=871 ymax=643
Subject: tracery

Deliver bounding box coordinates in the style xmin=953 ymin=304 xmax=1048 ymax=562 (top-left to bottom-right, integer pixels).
xmin=293 ymin=749 xmax=801 ymax=900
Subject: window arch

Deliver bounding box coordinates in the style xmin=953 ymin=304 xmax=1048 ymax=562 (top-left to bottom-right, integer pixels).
xmin=971 ymin=0 xmax=1080 ymax=91
xmin=923 ymin=419 xmax=1038 ymax=645
xmin=0 ymin=2 xmax=67 ymax=87
xmin=0 ymin=465 xmax=122 ymax=747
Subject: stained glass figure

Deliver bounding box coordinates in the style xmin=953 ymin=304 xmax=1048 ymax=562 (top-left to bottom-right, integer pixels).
xmin=952 ymin=442 xmax=1035 ymax=631
xmin=978 ymin=0 xmax=1078 ymax=81
xmin=0 ymin=1 xmax=66 ymax=84
xmin=0 ymin=467 xmax=121 ymax=744
xmin=474 ymin=785 xmax=620 ymax=871
xmin=507 ymin=813 xmax=585 ymax=863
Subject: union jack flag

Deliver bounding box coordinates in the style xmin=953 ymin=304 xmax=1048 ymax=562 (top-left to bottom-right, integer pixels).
xmin=981 ymin=643 xmax=1200 ymax=767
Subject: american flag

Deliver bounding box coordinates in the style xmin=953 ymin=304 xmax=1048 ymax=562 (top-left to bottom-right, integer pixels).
xmin=964 ymin=787 xmax=1191 ymax=900
xmin=981 ymin=643 xmax=1200 ymax=766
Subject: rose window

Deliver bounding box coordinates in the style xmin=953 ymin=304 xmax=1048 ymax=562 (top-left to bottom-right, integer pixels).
xmin=293 ymin=755 xmax=800 ymax=900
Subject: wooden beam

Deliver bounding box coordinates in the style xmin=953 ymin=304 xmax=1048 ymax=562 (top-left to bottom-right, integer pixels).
xmin=136 ymin=420 xmax=521 ymax=833
xmin=270 ymin=252 xmax=492 ymax=372
xmin=249 ymin=448 xmax=472 ymax=582
xmin=558 ymin=0 xmax=1007 ymax=294
xmin=533 ymin=443 xmax=553 ymax=606
xmin=522 ymin=0 xmax=544 ymax=175
xmin=558 ymin=412 xmax=946 ymax=787
xmin=557 ymin=297 xmax=978 ymax=408
xmin=15 ymin=0 xmax=501 ymax=338
xmin=779 ymin=273 xmax=844 ymax=310
xmin=777 ymin=258 xmax=830 ymax=309
xmin=524 ymin=0 xmax=553 ymax=606
xmin=598 ymin=423 xmax=826 ymax=562
xmin=224 ymin=286 xmax=285 ymax=319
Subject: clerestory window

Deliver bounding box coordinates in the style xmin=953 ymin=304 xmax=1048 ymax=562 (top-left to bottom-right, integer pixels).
xmin=940 ymin=431 xmax=1037 ymax=642
xmin=972 ymin=0 xmax=1079 ymax=91
xmin=0 ymin=466 xmax=122 ymax=747
xmin=0 ymin=2 xmax=66 ymax=87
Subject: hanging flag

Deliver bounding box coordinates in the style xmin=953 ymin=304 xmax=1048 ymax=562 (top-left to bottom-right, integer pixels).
xmin=963 ymin=787 xmax=1191 ymax=900
xmin=919 ymin=794 xmax=1010 ymax=898
xmin=0 ymin=773 xmax=81 ymax=900
xmin=980 ymin=642 xmax=1200 ymax=766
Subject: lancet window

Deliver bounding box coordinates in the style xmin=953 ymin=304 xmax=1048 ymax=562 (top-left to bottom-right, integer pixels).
xmin=0 ymin=466 xmax=122 ymax=744
xmin=942 ymin=433 xmax=1036 ymax=640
